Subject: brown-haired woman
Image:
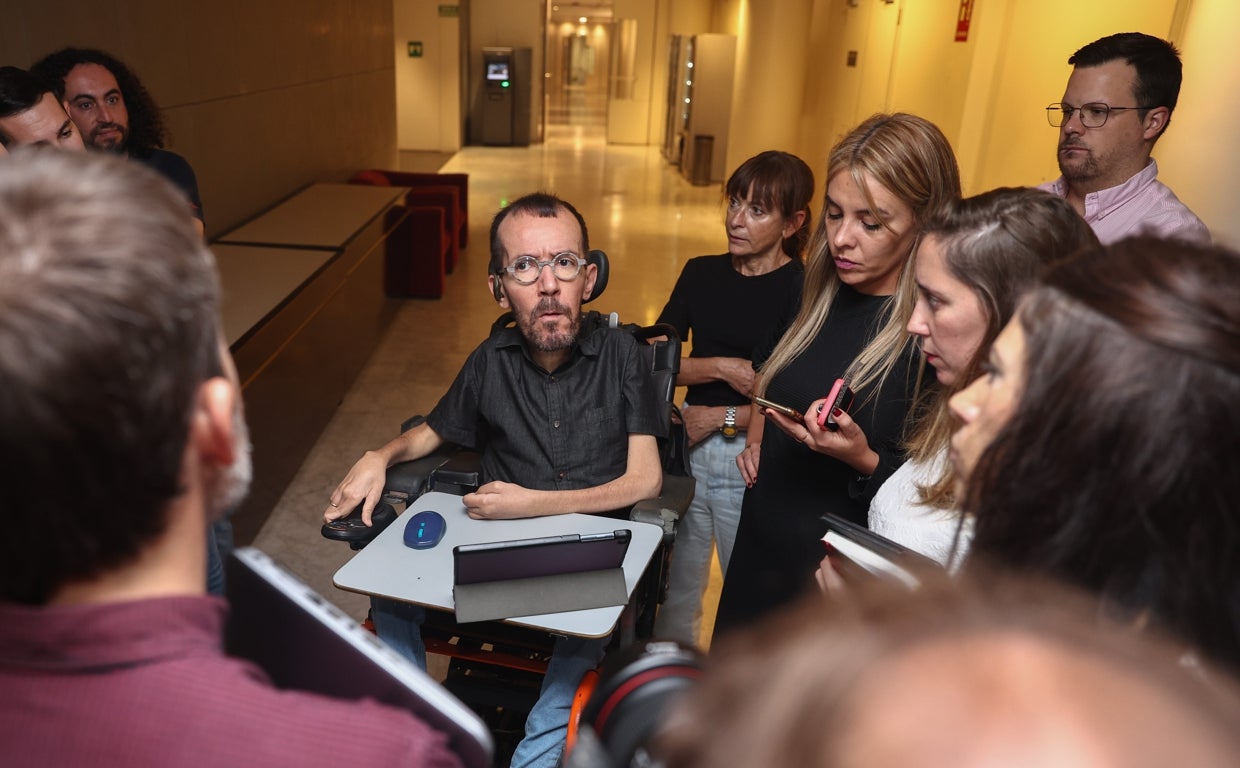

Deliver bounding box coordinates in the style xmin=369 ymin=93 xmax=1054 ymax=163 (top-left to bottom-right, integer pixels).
xmin=654 ymin=150 xmax=813 ymax=644
xmin=952 ymin=236 xmax=1240 ymax=672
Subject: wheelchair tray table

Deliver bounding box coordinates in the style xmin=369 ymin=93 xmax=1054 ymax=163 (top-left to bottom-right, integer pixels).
xmin=333 ymin=492 xmax=663 ymax=638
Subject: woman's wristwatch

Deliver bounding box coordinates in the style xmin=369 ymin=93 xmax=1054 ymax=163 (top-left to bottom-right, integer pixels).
xmin=721 ymin=406 xmax=739 ymax=439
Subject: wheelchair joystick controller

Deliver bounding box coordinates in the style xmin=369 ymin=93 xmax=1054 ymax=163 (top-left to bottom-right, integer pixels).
xmin=321 ymin=501 xmax=398 ymax=546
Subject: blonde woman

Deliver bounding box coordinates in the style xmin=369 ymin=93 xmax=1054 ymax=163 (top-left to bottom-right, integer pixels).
xmin=714 ymin=113 xmax=960 ymax=637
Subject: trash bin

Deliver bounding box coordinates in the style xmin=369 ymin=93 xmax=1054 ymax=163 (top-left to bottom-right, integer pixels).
xmin=689 ymin=134 xmax=714 ymax=186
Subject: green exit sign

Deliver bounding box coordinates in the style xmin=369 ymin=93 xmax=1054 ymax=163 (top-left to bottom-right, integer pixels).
xmin=438 ymin=5 xmax=459 ymax=17
xmin=407 ymin=41 xmax=423 ymax=58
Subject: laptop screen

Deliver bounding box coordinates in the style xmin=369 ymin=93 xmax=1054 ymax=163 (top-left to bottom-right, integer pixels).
xmin=224 ymin=547 xmax=493 ymax=768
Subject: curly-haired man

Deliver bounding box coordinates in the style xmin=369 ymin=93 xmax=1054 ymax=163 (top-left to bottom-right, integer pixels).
xmin=31 ymin=48 xmax=204 ymax=232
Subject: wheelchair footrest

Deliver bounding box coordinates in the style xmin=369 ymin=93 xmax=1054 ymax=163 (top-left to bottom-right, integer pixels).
xmin=442 ymin=659 xmax=543 ymax=716
xmin=422 ymin=608 xmax=556 ymax=676
xmin=425 ymin=634 xmax=550 ymax=675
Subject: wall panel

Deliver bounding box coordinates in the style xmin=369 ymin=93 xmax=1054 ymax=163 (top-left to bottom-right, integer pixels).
xmin=1 ymin=0 xmax=398 ymax=239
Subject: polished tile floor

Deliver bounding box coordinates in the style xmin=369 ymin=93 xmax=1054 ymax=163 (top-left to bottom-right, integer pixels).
xmin=252 ymin=126 xmax=730 ymax=647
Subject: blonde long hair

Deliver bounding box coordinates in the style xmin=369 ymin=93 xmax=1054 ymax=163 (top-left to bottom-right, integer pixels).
xmin=757 ymin=113 xmax=961 ymax=400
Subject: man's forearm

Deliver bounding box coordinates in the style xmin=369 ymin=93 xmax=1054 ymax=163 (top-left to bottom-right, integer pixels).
xmin=526 ymin=473 xmax=663 ymax=516
xmin=466 ymin=434 xmax=663 ymax=519
xmin=541 ymin=433 xmax=662 ymax=515
xmin=375 ymin=421 xmax=443 ymax=466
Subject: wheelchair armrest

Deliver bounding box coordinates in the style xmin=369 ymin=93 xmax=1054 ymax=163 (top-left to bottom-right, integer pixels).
xmin=428 ymin=451 xmax=482 ymax=495
xmin=630 ymin=474 xmax=695 ymax=545
xmin=384 ymin=452 xmax=454 ymax=503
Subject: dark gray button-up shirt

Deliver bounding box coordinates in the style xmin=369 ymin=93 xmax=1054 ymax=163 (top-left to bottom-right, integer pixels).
xmin=428 ymin=318 xmax=665 ymax=494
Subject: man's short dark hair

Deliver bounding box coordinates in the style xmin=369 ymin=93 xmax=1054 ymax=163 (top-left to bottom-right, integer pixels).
xmin=0 ymin=150 xmax=220 ymax=604
xmin=30 ymin=47 xmax=167 ymax=157
xmin=0 ymin=67 xmax=56 ymax=145
xmin=1069 ymin=32 xmax=1183 ymax=134
xmin=488 ymin=192 xmax=590 ymax=274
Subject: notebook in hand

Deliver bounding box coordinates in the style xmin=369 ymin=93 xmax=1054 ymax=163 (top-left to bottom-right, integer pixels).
xmin=820 ymin=514 xmax=942 ymax=590
xmin=225 ymin=547 xmax=493 ymax=768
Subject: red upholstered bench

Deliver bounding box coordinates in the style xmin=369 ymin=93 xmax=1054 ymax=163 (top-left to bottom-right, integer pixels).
xmin=351 ymin=170 xmax=469 ymax=266
xmin=351 ymin=170 xmax=467 ymax=298
xmin=384 ymin=204 xmax=448 ymax=298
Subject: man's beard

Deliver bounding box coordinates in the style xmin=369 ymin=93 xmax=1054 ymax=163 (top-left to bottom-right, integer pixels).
xmin=1057 ymin=138 xmax=1098 ymax=183
xmin=90 ymin=123 xmax=128 ymax=153
xmin=516 ymin=297 xmax=581 ymax=353
xmin=207 ymin=407 xmax=253 ymax=521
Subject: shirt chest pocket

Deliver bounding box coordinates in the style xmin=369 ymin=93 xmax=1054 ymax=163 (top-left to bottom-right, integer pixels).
xmin=574 ymin=404 xmax=623 ymax=448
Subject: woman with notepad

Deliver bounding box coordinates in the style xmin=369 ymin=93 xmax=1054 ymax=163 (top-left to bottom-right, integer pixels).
xmin=866 ymin=188 xmax=1097 ymax=566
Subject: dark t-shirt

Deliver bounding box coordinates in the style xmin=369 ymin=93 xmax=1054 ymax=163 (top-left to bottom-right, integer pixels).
xmin=657 ymin=254 xmax=804 ymax=407
xmin=427 ymin=317 xmax=666 ymax=492
xmin=714 ymin=284 xmax=921 ymax=636
xmin=137 ymin=148 xmax=204 ymax=223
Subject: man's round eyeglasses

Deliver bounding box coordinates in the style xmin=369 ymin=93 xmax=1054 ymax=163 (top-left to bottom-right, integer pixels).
xmin=1046 ymin=102 xmax=1152 ymax=128
xmin=496 ymin=253 xmax=587 ymax=285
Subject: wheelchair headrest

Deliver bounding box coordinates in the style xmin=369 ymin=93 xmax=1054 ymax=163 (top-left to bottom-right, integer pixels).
xmin=586 ymin=249 xmax=608 ymax=304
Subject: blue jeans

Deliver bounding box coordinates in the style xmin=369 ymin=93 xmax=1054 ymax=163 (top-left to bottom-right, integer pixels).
xmin=372 ymin=598 xmax=607 ymax=768
xmin=654 ymin=431 xmax=745 ymax=644
xmin=205 ymin=518 xmax=234 ymax=596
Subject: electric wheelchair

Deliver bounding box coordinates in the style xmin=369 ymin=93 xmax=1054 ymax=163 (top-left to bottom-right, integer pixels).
xmin=322 ymin=250 xmax=695 ymax=764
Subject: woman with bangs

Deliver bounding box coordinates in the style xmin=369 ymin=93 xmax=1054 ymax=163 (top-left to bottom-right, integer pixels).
xmin=654 ymin=150 xmax=814 ymax=645
xmin=713 ymin=113 xmax=960 ymax=637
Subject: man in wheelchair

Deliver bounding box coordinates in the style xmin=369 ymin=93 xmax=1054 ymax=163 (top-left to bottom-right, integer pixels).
xmin=324 ymin=192 xmax=666 ymax=768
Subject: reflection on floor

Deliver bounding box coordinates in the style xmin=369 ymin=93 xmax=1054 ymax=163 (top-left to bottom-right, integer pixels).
xmin=251 ymin=135 xmax=729 ymax=650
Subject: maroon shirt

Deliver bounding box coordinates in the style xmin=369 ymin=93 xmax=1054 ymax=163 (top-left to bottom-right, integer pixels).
xmin=0 ymin=595 xmax=463 ymax=768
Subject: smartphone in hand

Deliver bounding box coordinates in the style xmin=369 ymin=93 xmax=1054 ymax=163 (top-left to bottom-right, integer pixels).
xmin=752 ymin=395 xmax=804 ymax=421
xmin=816 ymin=378 xmax=855 ymax=432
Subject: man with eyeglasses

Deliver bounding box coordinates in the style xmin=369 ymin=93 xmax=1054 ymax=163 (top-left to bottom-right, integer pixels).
xmin=325 ymin=192 xmax=665 ymax=768
xmin=1039 ymin=32 xmax=1208 ymax=244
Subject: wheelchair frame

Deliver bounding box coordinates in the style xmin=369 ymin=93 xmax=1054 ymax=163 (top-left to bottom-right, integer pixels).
xmin=322 ymin=259 xmax=694 ymax=762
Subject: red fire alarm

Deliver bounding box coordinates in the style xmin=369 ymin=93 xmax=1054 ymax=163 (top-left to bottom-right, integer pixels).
xmin=955 ymin=0 xmax=974 ymax=42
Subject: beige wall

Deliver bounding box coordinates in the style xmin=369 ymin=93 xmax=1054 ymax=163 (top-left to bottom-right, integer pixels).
xmin=2 ymin=0 xmax=398 ymax=240
xmin=711 ymin=0 xmax=742 ymax=35
xmin=608 ymin=0 xmax=660 ymax=144
xmin=886 ymin=0 xmax=976 ymax=159
xmin=394 ymin=0 xmax=462 ymax=152
xmin=723 ymin=0 xmax=812 ymax=174
xmin=1156 ymin=0 xmax=1240 ymax=247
